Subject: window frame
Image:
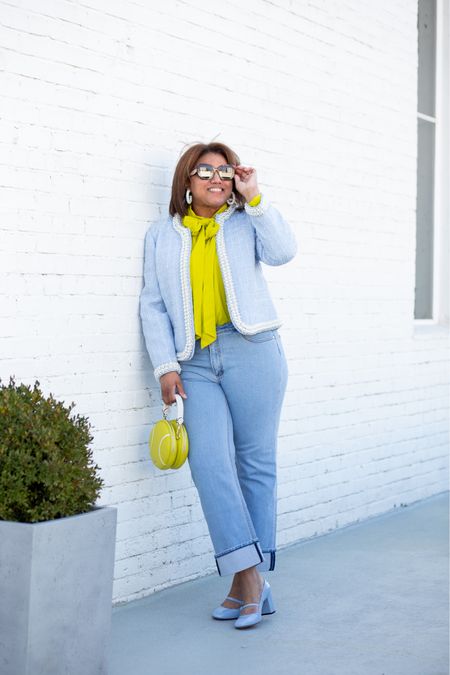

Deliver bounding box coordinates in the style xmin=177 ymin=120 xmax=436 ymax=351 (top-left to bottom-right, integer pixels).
xmin=414 ymin=0 xmax=449 ymax=330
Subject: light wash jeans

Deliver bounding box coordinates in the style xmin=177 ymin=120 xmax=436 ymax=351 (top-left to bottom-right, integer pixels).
xmin=180 ymin=321 xmax=288 ymax=576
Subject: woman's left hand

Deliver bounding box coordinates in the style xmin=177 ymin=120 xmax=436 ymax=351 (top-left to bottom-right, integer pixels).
xmin=234 ymin=165 xmax=260 ymax=203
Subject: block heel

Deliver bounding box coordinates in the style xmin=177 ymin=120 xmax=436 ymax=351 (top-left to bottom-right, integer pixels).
xmin=262 ymin=587 xmax=276 ymax=614
xmin=234 ymin=579 xmax=276 ymax=629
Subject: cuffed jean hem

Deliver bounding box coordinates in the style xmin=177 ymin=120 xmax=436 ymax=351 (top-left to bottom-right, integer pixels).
xmin=256 ymin=550 xmax=276 ymax=572
xmin=215 ymin=540 xmax=264 ymax=576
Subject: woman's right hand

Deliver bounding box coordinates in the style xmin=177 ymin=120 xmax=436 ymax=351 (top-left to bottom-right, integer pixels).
xmin=160 ymin=371 xmax=187 ymax=406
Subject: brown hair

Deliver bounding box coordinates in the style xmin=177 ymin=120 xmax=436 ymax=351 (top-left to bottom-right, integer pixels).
xmin=169 ymin=142 xmax=246 ymax=217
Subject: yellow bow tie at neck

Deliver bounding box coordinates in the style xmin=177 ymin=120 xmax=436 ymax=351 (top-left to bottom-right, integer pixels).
xmin=182 ymin=204 xmax=228 ymax=349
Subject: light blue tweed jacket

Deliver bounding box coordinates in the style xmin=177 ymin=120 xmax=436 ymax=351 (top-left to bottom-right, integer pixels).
xmin=139 ymin=193 xmax=297 ymax=381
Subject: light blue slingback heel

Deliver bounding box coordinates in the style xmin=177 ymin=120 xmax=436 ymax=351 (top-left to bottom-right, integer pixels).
xmin=234 ymin=579 xmax=276 ymax=629
xmin=211 ymin=582 xmax=277 ymax=622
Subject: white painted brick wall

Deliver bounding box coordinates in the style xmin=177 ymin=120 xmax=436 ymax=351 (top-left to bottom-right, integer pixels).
xmin=1 ymin=0 xmax=448 ymax=604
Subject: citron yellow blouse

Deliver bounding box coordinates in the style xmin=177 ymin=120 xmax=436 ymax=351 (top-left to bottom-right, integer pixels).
xmin=182 ymin=194 xmax=261 ymax=348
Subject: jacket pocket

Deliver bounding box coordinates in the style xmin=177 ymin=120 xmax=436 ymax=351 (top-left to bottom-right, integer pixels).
xmin=241 ymin=329 xmax=276 ymax=343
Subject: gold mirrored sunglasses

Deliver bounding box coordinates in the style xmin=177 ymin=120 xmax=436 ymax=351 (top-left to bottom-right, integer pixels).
xmin=190 ymin=163 xmax=235 ymax=181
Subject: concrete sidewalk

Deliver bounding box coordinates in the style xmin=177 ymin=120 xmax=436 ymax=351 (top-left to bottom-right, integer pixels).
xmin=108 ymin=492 xmax=449 ymax=675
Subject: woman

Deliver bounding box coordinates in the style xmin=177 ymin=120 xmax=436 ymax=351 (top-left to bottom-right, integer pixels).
xmin=139 ymin=142 xmax=297 ymax=629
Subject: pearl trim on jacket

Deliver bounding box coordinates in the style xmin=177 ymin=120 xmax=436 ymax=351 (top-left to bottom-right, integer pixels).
xmin=244 ymin=192 xmax=269 ymax=217
xmin=215 ymin=201 xmax=281 ymax=335
xmin=170 ymin=197 xmax=281 ymax=371
xmin=171 ymin=202 xmax=237 ymax=363
xmin=154 ymin=361 xmax=181 ymax=380
xmin=140 ymin=194 xmax=297 ymax=383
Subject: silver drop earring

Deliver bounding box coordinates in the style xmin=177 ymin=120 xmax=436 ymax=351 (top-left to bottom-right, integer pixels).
xmin=185 ymin=188 xmax=192 ymax=204
xmin=226 ymin=191 xmax=236 ymax=206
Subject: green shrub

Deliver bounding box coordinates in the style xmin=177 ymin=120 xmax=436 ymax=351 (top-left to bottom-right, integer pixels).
xmin=0 ymin=376 xmax=104 ymax=523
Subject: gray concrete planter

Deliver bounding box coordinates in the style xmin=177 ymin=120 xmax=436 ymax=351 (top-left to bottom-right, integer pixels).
xmin=0 ymin=505 xmax=117 ymax=675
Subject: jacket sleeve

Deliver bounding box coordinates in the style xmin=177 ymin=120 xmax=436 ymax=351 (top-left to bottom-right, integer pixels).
xmin=139 ymin=225 xmax=181 ymax=382
xmin=245 ymin=193 xmax=297 ymax=266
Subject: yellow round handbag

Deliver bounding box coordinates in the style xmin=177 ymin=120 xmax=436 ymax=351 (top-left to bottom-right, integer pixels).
xmin=149 ymin=394 xmax=189 ymax=470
